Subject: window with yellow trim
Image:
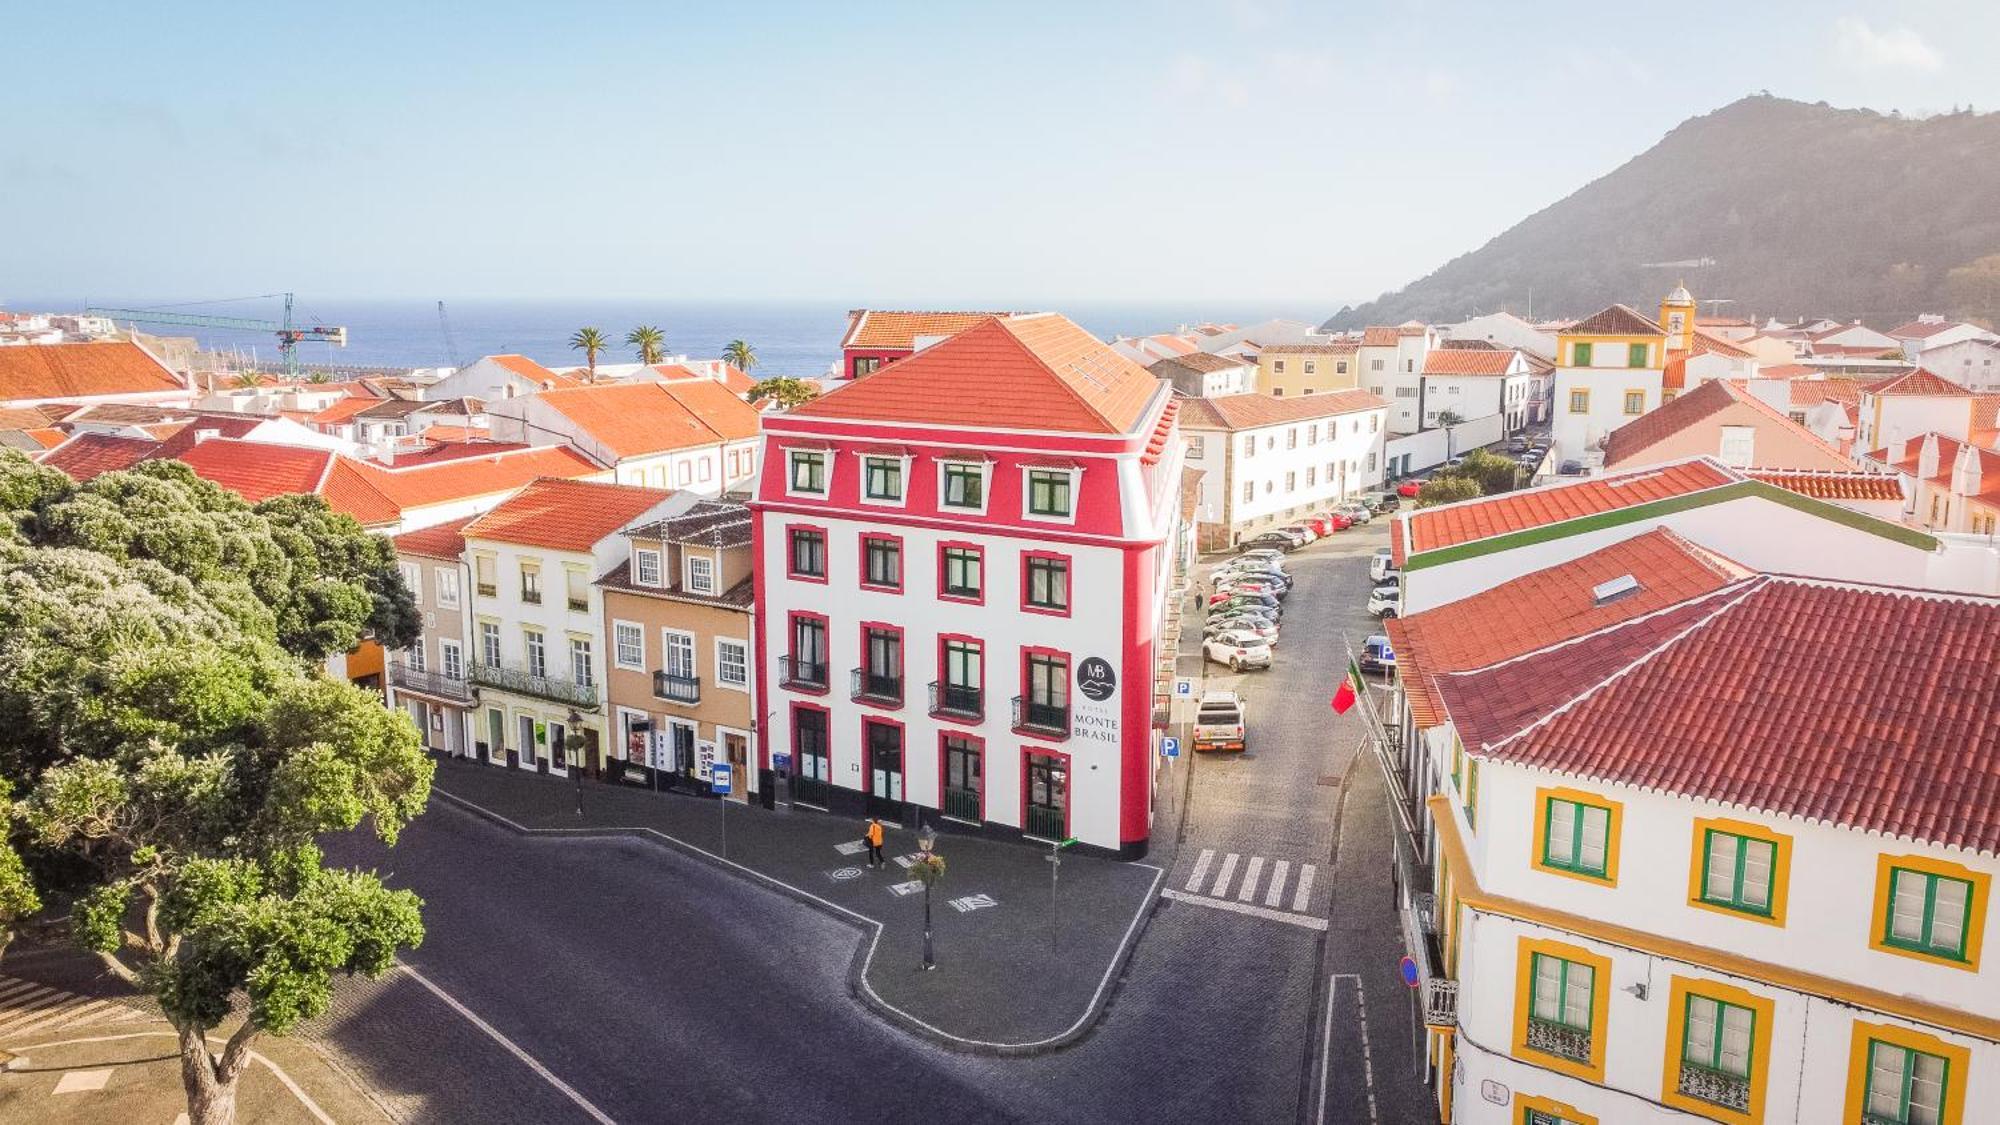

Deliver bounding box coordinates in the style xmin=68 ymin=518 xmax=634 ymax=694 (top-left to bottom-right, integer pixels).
xmin=1869 ymin=855 xmax=1988 ymax=970
xmin=1568 ymin=388 xmax=1589 ymax=413
xmin=1511 ymin=936 xmax=1611 ymax=1082
xmin=1844 ymin=1020 xmax=1969 ymax=1125
xmin=1543 ymin=796 xmax=1611 ymax=877
xmin=1517 ymin=1095 xmax=1595 ymax=1125
xmin=1700 ymin=829 xmax=1775 ymax=915
xmin=1623 ymin=390 xmax=1645 ymax=415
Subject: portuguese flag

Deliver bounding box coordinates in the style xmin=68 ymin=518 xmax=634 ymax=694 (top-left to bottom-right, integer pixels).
xmin=1330 ymin=658 xmax=1365 ymax=714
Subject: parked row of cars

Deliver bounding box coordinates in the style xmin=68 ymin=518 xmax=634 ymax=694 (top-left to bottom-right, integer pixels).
xmin=1203 ymin=548 xmax=1290 ymax=670
xmin=1235 ymin=494 xmax=1399 ymax=554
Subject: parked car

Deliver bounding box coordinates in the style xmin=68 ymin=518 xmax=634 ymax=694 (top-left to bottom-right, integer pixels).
xmin=1215 ymin=564 xmax=1290 ymax=590
xmin=1204 ymin=614 xmax=1278 ymax=644
xmin=1369 ymin=547 xmax=1398 ymax=583
xmin=1305 ymin=514 xmax=1340 ymax=536
xmin=1333 ymin=502 xmax=1372 ymax=524
xmin=1217 ymin=577 xmax=1286 ymax=600
xmin=1559 ymin=459 xmax=1585 ymax=476
xmin=1193 ymin=691 xmax=1248 ymax=752
xmin=1507 ymin=437 xmax=1528 ymax=453
xmin=1203 ymin=631 xmax=1273 ymax=671
xmin=1367 ymin=584 xmax=1401 ymax=617
xmin=1358 ymin=491 xmax=1396 ymax=513
xmin=1397 ymin=479 xmax=1423 ymax=498
xmin=1281 ymin=524 xmax=1319 ymax=544
xmin=1211 ymin=592 xmax=1283 ymax=617
xmin=1235 ymin=547 xmax=1287 ymax=565
xmin=1359 ymin=633 xmax=1397 ymax=675
xmin=1324 ymin=511 xmax=1354 ymax=531
xmin=1241 ymin=532 xmax=1300 ymax=553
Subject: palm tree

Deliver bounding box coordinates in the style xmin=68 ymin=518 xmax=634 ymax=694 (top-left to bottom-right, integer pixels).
xmin=722 ymin=339 xmax=758 ymax=376
xmin=1434 ymin=409 xmax=1466 ymax=460
xmin=570 ymin=327 xmax=609 ymax=382
xmin=627 ymin=325 xmax=666 ymax=366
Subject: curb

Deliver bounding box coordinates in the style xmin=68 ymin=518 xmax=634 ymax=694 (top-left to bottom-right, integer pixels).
xmin=423 ymin=784 xmax=1165 ymax=1057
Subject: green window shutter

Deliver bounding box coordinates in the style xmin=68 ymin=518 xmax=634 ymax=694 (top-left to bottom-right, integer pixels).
xmin=1573 ymin=342 xmax=1592 ymax=366
xmin=1629 ymin=342 xmax=1648 ymax=367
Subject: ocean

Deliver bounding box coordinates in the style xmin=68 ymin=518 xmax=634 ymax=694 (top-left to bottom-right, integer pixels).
xmin=33 ymin=297 xmax=1341 ymax=378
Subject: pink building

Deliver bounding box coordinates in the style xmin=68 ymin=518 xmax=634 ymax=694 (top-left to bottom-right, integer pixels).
xmin=753 ymin=313 xmax=1187 ymax=857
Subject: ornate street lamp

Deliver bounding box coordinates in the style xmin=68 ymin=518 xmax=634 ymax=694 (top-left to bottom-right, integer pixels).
xmin=914 ymin=823 xmax=944 ymax=971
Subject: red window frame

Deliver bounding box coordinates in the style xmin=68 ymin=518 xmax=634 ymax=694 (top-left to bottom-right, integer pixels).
xmin=1020 ymin=745 xmax=1074 ymax=841
xmin=786 ymin=523 xmax=829 ymax=584
xmin=938 ymin=730 xmax=987 ymax=824
xmin=937 ymin=540 xmax=985 ymax=605
xmin=790 ymin=700 xmax=831 ymax=775
xmin=858 ymin=531 xmax=905 ymax=594
xmin=784 ymin=610 xmax=831 ymax=696
xmin=857 ymin=619 xmax=905 ymax=708
xmin=937 ymin=632 xmax=985 ymax=710
xmin=1020 ymin=549 xmax=1072 ymax=618
xmin=1018 ymin=644 xmax=1072 ymax=729
xmin=861 ymin=714 xmax=907 ymax=798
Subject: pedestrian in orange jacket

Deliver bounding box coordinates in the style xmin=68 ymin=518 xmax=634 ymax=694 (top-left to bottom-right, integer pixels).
xmin=865 ymin=818 xmax=886 ymax=868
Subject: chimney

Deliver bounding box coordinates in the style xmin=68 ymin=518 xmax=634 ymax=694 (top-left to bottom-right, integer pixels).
xmin=1917 ymin=434 xmax=1941 ymax=480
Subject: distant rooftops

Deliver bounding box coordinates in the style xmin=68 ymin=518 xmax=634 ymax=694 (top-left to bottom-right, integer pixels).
xmin=1173 ymin=390 xmax=1387 ymax=431
xmin=0 ymin=341 xmax=187 ymax=403
xmin=840 ymin=310 xmax=1030 ymax=353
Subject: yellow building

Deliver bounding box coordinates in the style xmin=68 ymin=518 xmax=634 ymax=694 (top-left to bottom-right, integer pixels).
xmin=1257 ymin=342 xmax=1362 ymax=397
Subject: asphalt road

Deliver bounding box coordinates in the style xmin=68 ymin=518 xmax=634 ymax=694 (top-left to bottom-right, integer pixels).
xmin=302 ymin=519 xmax=1435 ymax=1125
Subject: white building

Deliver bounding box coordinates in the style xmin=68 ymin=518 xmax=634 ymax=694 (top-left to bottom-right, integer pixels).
xmin=1855 ymin=370 xmax=1982 ymax=455
xmin=1147 ymin=353 xmax=1257 ymax=399
xmin=1443 ymin=312 xmax=1557 ymax=360
xmin=423 ymin=354 xmax=582 ymax=402
xmin=1399 ymin=563 xmax=2000 ymax=1125
xmin=1356 ymin=322 xmax=1441 ymax=434
xmin=1176 ymin=389 xmax=1389 ymax=549
xmin=1420 ymin=348 xmax=1539 ymax=435
xmin=752 ymin=312 xmax=1189 ymax=858
xmin=1891 ymin=315 xmax=1998 ymax=362
xmin=484 ymin=379 xmax=762 ymax=493
xmin=1917 ymin=337 xmax=2000 ymax=393
xmin=460 ymin=478 xmax=686 ymax=777
xmin=1552 ymin=304 xmax=1669 ymax=461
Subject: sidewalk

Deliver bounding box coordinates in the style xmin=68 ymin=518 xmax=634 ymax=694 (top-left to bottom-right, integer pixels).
xmin=0 ymin=969 xmax=392 ymax=1125
xmin=426 ymin=756 xmax=1165 ymax=1054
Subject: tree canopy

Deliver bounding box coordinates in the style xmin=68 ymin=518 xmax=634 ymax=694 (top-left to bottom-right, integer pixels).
xmin=745 ymin=375 xmax=820 ymax=408
xmin=0 ymin=449 xmax=430 ymax=1125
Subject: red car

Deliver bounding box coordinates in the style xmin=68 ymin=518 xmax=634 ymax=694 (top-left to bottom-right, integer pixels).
xmin=1325 ymin=512 xmax=1353 ymax=531
xmin=1397 ymin=480 xmax=1423 ymax=498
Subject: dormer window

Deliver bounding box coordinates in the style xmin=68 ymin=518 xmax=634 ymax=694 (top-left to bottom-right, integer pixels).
xmin=862 ymin=455 xmax=906 ymax=504
xmin=686 ymin=554 xmax=715 ymax=595
xmin=635 ymin=548 xmax=662 ymax=586
xmin=1025 ymin=467 xmax=1077 ymax=521
xmin=939 ymin=460 xmax=991 ymax=513
xmin=787 ymin=449 xmax=828 ymax=496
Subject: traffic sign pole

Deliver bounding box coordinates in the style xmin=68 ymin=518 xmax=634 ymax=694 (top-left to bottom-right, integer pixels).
xmin=714 ymin=763 xmax=733 ymax=859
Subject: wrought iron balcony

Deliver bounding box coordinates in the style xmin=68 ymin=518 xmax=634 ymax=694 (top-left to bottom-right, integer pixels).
xmin=928 ymin=681 xmax=983 ymax=721
xmin=653 ymin=671 xmax=700 ymax=705
xmin=568 ymin=597 xmax=589 ymax=613
xmin=1011 ymin=696 xmax=1070 ymax=738
xmin=1424 ymin=979 xmax=1458 ymax=1027
xmin=943 ymin=787 xmax=981 ymax=822
xmin=1676 ymin=1063 xmax=1751 ymax=1112
xmin=851 ymin=667 xmax=904 ymax=706
xmin=1523 ymin=1017 xmax=1591 ymax=1064
xmin=388 ymin=662 xmax=473 ymax=703
xmin=521 ymin=588 xmax=541 ymax=604
xmin=1025 ymin=804 xmax=1066 ymax=841
xmin=467 ymin=661 xmax=596 ymax=709
xmin=778 ymin=656 xmax=828 ymax=692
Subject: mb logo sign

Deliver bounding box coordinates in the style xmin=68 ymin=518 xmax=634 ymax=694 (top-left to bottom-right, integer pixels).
xmin=1076 ymin=657 xmax=1116 ymax=702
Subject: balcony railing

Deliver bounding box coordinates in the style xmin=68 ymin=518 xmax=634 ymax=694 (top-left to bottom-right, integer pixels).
xmin=1424 ymin=979 xmax=1459 ymax=1027
xmin=792 ymin=773 xmax=830 ymax=807
xmin=568 ymin=596 xmax=589 ymax=612
xmin=476 ymin=582 xmax=497 ymax=598
xmin=928 ymin=681 xmax=984 ymax=721
xmin=521 ymin=588 xmax=541 ymax=604
xmin=943 ymin=787 xmax=981 ymax=822
xmin=1025 ymin=804 xmax=1065 ymax=841
xmin=388 ymin=662 xmax=473 ymax=703
xmin=1523 ymin=1017 xmax=1591 ymax=1064
xmin=851 ymin=667 xmax=904 ymax=706
xmin=1012 ymin=696 xmax=1069 ymax=738
xmin=468 ymin=661 xmax=597 ymax=709
xmin=778 ymin=655 xmax=828 ymax=692
xmin=1676 ymin=1063 xmax=1751 ymax=1113
xmin=654 ymin=671 xmax=701 ymax=705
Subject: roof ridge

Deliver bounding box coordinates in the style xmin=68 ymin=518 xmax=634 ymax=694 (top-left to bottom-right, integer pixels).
xmin=992 ymin=317 xmax=1123 ymax=428
xmin=1472 ymin=577 xmax=1773 ymax=754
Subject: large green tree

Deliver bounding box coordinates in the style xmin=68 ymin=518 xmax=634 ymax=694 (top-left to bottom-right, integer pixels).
xmin=0 ymin=450 xmax=430 ymax=1125
xmin=745 ymin=376 xmax=820 ymax=409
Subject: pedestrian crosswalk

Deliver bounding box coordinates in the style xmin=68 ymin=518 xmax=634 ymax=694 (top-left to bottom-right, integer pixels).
xmin=1163 ymin=848 xmax=1326 ymax=930
xmin=0 ymin=974 xmax=151 ymax=1044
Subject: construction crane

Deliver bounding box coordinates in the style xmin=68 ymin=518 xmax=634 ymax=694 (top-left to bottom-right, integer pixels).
xmin=436 ymin=300 xmax=463 ymax=371
xmin=86 ymin=292 xmax=346 ymax=379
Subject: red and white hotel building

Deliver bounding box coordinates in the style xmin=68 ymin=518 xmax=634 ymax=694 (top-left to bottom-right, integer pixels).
xmin=751 ymin=313 xmax=1188 ymax=859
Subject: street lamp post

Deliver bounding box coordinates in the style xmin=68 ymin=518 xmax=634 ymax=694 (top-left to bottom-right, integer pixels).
xmin=568 ymin=709 xmax=585 ymax=818
xmin=917 ymin=823 xmax=940 ymax=971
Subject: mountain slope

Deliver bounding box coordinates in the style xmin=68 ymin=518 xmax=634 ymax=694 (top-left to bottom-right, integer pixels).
xmin=1325 ymin=95 xmax=2000 ymax=330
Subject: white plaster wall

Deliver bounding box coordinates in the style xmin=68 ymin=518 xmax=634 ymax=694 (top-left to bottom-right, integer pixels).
xmin=1226 ymin=409 xmax=1386 ymax=525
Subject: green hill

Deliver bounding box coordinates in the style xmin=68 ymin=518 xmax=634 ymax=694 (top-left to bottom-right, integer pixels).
xmin=1324 ymin=95 xmax=2000 ymax=330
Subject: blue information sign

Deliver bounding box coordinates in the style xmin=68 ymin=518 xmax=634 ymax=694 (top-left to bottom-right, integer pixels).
xmin=712 ymin=763 xmax=733 ymax=795
xmin=1161 ymin=736 xmax=1181 ymax=759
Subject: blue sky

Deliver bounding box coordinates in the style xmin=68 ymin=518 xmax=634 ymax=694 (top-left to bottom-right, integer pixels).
xmin=8 ymin=1 xmax=1998 ymax=308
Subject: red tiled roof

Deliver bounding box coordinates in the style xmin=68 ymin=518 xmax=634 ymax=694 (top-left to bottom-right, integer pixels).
xmin=1690 ymin=328 xmax=1753 ymax=359
xmin=1887 ymin=319 xmax=1965 ymax=340
xmin=39 ymin=433 xmax=159 ymax=481
xmin=0 ymin=405 xmax=67 ymax=430
xmin=1441 ymin=577 xmax=2000 ymax=854
xmin=490 ymin=354 xmax=579 ymax=388
xmin=380 ymin=440 xmax=530 ymax=467
xmin=1788 ymin=379 xmax=1865 ymax=408
xmin=1662 ymin=352 xmax=1689 ymax=392
xmin=310 ymin=397 xmax=376 ymax=426
xmin=1422 ymin=349 xmax=1521 ymax=376
xmin=1744 ymin=470 xmax=1904 ymax=502
xmin=462 ymin=477 xmax=673 ymax=552
xmin=792 ymin=313 xmax=1162 ymax=435
xmin=355 ymin=445 xmax=603 ymax=512
xmin=1403 ymin=460 xmax=1738 ymax=555
xmin=392 ymin=515 xmax=475 ymax=560
xmin=1258 ymin=342 xmax=1359 ymax=355
xmin=1602 ymin=379 xmax=1855 ymax=471
xmin=0 ymin=342 xmax=185 ymax=402
xmin=532 ymin=379 xmax=761 ymax=460
xmin=1359 ymin=326 xmax=1400 ymax=347
xmin=1866 ymin=369 xmax=1972 ymax=397
xmin=840 ymin=310 xmax=1025 ymax=352
xmin=150 ymin=416 xmax=268 ymax=461
xmin=1563 ymin=304 xmax=1664 ymax=337
xmin=1758 ymin=364 xmax=1821 ymax=380
xmin=168 ymin=439 xmax=394 ymax=524
xmin=1174 ymin=390 xmax=1386 ymax=431
xmin=1388 ymin=529 xmax=1747 ymax=728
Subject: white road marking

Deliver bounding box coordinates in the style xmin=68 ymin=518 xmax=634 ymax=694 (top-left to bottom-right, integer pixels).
xmin=1292 ymin=863 xmax=1318 ymax=913
xmin=1236 ymin=856 xmax=1265 ymax=903
xmin=1185 ymin=847 xmax=1216 ymax=893
xmin=1210 ymin=852 xmax=1240 ymax=897
xmin=1265 ymin=860 xmax=1291 ymax=908
xmin=1160 ymin=888 xmax=1329 ymax=931
xmin=1318 ymin=973 xmax=1379 ymax=1125
xmin=400 ymin=965 xmax=618 ymax=1125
